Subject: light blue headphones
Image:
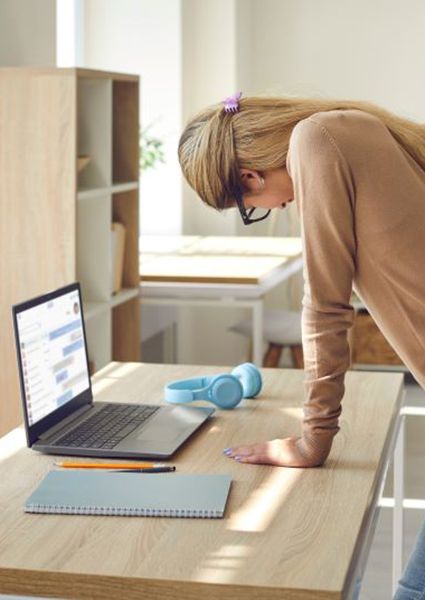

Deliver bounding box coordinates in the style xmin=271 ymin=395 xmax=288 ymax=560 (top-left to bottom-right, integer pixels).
xmin=164 ymin=363 xmax=262 ymax=409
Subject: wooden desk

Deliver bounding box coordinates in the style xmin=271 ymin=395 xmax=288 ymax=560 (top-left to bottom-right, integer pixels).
xmin=0 ymin=363 xmax=404 ymax=599
xmin=139 ymin=236 xmax=303 ymax=364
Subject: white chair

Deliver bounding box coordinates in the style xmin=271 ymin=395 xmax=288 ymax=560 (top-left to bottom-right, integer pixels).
xmin=230 ymin=309 xmax=303 ymax=368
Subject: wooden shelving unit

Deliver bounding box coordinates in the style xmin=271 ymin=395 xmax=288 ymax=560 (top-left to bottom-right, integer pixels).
xmin=0 ymin=67 xmax=141 ymax=436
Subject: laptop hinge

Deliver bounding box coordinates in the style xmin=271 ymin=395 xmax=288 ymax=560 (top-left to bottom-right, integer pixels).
xmin=37 ymin=404 xmax=95 ymax=442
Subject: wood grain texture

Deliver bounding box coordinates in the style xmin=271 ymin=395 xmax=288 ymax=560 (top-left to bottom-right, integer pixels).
xmin=0 ymin=69 xmax=77 ymax=437
xmin=0 ymin=363 xmax=403 ymax=599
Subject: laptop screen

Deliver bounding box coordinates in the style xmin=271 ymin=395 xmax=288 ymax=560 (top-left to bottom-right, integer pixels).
xmin=14 ymin=284 xmax=91 ymax=428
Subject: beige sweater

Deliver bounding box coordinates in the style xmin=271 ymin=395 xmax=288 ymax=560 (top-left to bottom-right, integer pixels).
xmin=286 ymin=109 xmax=425 ymax=465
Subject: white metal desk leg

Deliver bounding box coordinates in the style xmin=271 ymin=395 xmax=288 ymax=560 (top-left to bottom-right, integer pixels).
xmin=392 ymin=409 xmax=405 ymax=595
xmin=252 ymin=300 xmax=264 ymax=367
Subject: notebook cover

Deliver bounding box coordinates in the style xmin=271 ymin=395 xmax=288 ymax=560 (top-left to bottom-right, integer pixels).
xmin=24 ymin=471 xmax=232 ymax=518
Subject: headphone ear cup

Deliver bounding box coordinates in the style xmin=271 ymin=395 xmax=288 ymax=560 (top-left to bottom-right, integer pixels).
xmin=231 ymin=362 xmax=262 ymax=398
xmin=209 ymin=375 xmax=243 ymax=409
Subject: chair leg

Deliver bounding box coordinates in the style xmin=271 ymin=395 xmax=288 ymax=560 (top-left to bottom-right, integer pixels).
xmin=263 ymin=343 xmax=284 ymax=368
xmin=290 ymin=345 xmax=304 ymax=369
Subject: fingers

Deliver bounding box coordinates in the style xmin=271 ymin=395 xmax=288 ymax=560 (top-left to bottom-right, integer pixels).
xmin=224 ymin=444 xmax=259 ymax=457
xmin=222 ymin=438 xmax=313 ymax=467
xmin=223 ymin=441 xmax=281 ymax=465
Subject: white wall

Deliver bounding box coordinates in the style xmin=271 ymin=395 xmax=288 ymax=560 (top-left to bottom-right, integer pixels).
xmin=83 ymin=0 xmax=182 ymax=235
xmin=181 ymin=0 xmax=295 ymax=239
xmin=0 ymin=0 xmax=56 ymax=66
xmin=250 ymin=0 xmax=425 ymax=121
xmin=182 ymin=0 xmax=240 ymax=237
xmin=178 ymin=0 xmax=255 ymax=366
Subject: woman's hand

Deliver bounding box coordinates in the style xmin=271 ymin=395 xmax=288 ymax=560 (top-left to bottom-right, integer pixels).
xmin=223 ymin=437 xmax=323 ymax=468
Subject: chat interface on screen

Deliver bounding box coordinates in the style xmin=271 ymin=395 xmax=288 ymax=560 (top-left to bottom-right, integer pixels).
xmin=16 ymin=290 xmax=90 ymax=426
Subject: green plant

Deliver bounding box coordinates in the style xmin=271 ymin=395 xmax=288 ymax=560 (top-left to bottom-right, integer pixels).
xmin=139 ymin=125 xmax=165 ymax=172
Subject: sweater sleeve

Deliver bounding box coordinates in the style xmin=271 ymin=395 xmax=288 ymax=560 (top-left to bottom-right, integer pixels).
xmin=286 ymin=116 xmax=356 ymax=465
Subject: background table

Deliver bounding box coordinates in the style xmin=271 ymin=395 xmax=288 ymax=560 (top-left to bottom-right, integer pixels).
xmin=139 ymin=236 xmax=303 ymax=365
xmin=0 ymin=362 xmax=404 ymax=599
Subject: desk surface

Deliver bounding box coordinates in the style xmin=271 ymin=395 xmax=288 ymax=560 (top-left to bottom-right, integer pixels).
xmin=139 ymin=235 xmax=302 ymax=284
xmin=0 ymin=363 xmax=403 ymax=600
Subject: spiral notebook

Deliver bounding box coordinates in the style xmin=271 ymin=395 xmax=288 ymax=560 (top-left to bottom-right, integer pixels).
xmin=24 ymin=470 xmax=232 ymax=518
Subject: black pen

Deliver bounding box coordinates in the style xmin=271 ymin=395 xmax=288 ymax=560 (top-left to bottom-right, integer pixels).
xmin=112 ymin=466 xmax=176 ymax=473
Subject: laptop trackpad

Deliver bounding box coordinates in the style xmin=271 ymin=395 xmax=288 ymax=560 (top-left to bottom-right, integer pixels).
xmin=137 ymin=409 xmax=188 ymax=442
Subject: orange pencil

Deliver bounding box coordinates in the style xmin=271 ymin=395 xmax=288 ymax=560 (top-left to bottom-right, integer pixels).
xmin=54 ymin=461 xmax=171 ymax=470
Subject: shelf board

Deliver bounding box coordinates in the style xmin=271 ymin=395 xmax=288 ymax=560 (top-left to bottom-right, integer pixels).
xmin=110 ymin=287 xmax=140 ymax=308
xmin=111 ymin=182 xmax=139 ymax=194
xmin=82 ymin=290 xmax=140 ymax=318
xmin=83 ymin=302 xmax=109 ymax=320
xmin=77 ymin=181 xmax=139 ymax=200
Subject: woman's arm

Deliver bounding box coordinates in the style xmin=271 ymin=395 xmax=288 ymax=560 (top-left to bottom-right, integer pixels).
xmin=225 ymin=116 xmax=356 ymax=468
xmin=287 ymin=116 xmax=356 ymax=465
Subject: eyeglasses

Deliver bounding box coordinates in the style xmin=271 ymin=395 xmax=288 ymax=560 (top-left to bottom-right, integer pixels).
xmin=234 ymin=191 xmax=271 ymax=226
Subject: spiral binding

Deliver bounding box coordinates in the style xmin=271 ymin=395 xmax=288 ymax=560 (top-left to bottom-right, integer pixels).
xmin=25 ymin=504 xmax=221 ymax=518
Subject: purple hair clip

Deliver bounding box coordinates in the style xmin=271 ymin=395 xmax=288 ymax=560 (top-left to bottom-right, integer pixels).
xmin=223 ymin=91 xmax=242 ymax=113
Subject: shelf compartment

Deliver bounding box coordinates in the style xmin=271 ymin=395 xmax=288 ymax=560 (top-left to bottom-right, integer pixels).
xmin=77 ymin=78 xmax=112 ymax=189
xmin=77 ymin=193 xmax=112 ymax=302
xmin=77 ymin=181 xmax=138 ymax=200
xmin=113 ymin=80 xmax=139 ymax=183
xmin=112 ymin=190 xmax=139 ymax=289
xmin=112 ymin=297 xmax=140 ymax=362
xmin=84 ymin=310 xmax=112 ymax=373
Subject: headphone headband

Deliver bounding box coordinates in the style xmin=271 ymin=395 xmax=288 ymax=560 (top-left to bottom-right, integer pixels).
xmin=165 ymin=377 xmax=212 ymax=404
xmin=164 ymin=363 xmax=262 ymax=410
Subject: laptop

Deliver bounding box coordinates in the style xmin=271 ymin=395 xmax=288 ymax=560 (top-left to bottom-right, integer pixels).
xmin=12 ymin=282 xmax=214 ymax=459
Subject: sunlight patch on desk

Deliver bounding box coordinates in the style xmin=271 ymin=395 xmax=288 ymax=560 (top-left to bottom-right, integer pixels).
xmin=206 ymin=425 xmax=222 ymax=434
xmin=192 ymin=544 xmax=253 ymax=584
xmin=96 ymin=362 xmax=141 ymax=379
xmin=0 ymin=427 xmax=26 ymax=462
xmin=93 ymin=361 xmax=123 ymax=378
xmin=91 ymin=377 xmax=118 ymax=396
xmin=227 ymin=467 xmax=301 ymax=532
xmin=277 ymin=407 xmax=303 ymax=418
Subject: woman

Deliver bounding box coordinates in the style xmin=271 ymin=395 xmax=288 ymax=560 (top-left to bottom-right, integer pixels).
xmin=178 ymin=93 xmax=425 ymax=598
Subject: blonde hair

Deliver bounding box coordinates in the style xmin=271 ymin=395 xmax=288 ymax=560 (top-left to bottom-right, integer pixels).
xmin=178 ymin=96 xmax=425 ymax=210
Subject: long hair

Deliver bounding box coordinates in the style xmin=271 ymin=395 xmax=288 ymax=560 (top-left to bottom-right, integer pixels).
xmin=178 ymin=96 xmax=425 ymax=210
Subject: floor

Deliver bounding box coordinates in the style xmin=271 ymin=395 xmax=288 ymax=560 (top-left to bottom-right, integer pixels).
xmin=360 ymin=378 xmax=425 ymax=599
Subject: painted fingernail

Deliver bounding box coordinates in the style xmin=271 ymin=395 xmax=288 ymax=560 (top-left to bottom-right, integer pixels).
xmin=234 ymin=456 xmax=242 ymax=461
xmin=223 ymin=448 xmax=232 ymax=455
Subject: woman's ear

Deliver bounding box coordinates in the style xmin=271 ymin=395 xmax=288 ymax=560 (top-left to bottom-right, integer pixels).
xmin=240 ymin=169 xmax=264 ymax=193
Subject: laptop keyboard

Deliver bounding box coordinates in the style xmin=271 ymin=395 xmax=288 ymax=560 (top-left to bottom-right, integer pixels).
xmin=53 ymin=403 xmax=160 ymax=449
